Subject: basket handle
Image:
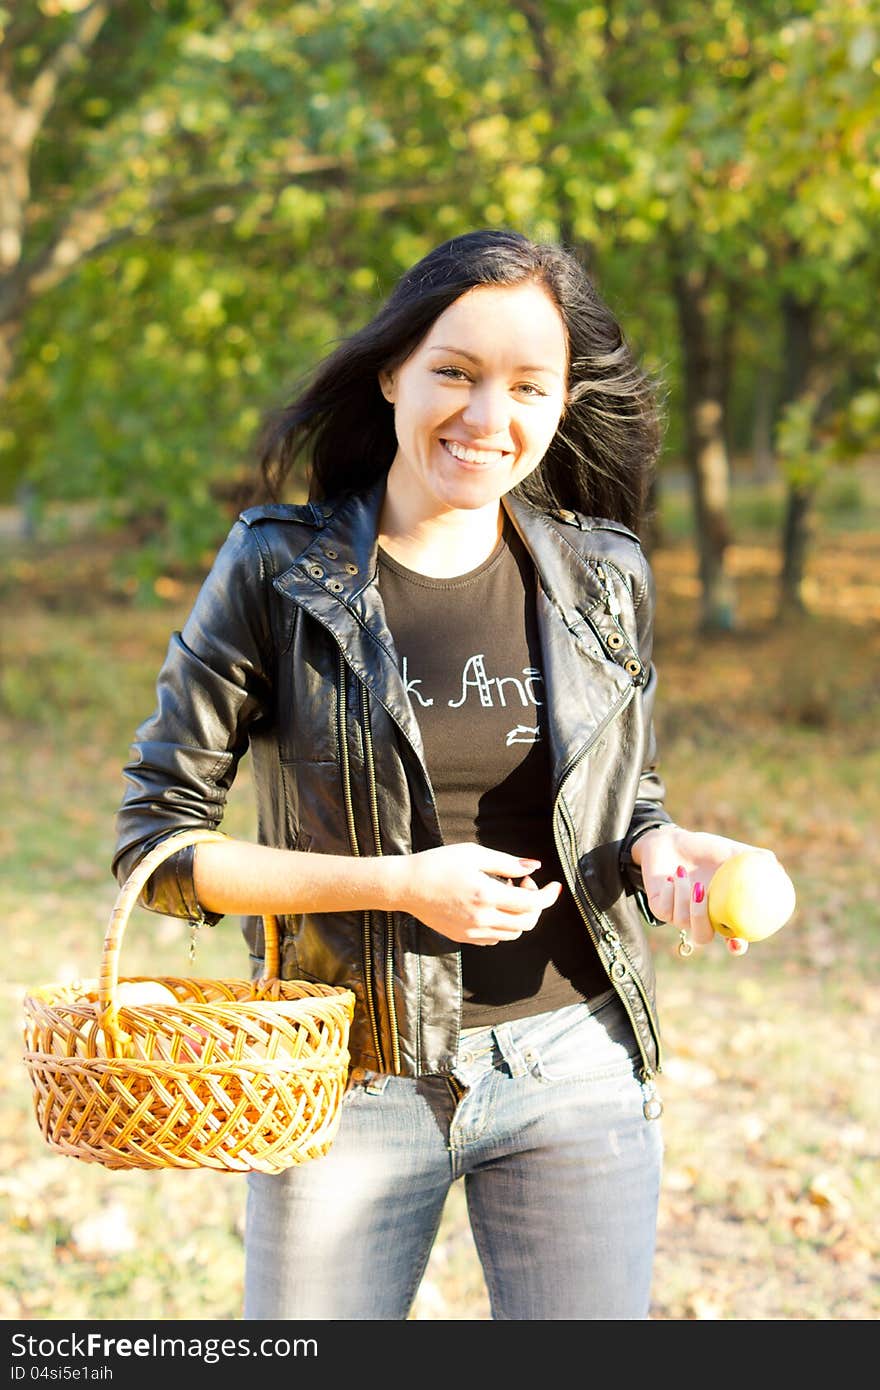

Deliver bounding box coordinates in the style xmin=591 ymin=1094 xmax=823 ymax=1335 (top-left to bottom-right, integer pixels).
xmin=99 ymin=829 xmax=281 ymax=1040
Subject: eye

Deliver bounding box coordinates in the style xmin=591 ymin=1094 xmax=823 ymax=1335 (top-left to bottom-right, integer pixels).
xmin=516 ymin=382 xmax=548 ymax=398
xmin=434 ymin=366 xmax=471 ymax=381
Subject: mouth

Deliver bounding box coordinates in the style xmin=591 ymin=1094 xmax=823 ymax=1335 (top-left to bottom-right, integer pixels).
xmin=441 ymin=439 xmax=512 ymax=467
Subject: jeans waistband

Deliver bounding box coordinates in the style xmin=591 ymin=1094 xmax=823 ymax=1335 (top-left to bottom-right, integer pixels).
xmin=456 ymin=992 xmax=617 ymax=1082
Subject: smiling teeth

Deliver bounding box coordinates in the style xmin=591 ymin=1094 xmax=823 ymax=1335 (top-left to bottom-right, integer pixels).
xmin=443 ymin=440 xmax=506 ymax=464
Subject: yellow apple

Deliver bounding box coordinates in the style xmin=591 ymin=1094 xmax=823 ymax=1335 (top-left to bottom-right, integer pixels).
xmin=114 ymin=980 xmax=178 ymax=1007
xmin=707 ymin=851 xmax=796 ymax=943
xmin=74 ymin=980 xmax=178 ymax=1009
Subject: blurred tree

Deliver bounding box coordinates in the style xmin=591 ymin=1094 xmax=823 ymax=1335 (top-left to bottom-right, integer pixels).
xmin=489 ymin=0 xmax=793 ymax=628
xmin=743 ymin=4 xmax=880 ymax=613
xmin=0 ymin=0 xmax=366 ymax=561
xmin=2 ymin=1 xmax=567 ymax=562
xmin=505 ymin=0 xmax=879 ymax=626
xmin=2 ymin=0 xmax=877 ymax=615
xmin=576 ymin=0 xmax=793 ymax=632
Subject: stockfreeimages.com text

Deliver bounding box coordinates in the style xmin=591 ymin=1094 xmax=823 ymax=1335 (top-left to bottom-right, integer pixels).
xmin=10 ymin=1334 xmax=315 ymax=1365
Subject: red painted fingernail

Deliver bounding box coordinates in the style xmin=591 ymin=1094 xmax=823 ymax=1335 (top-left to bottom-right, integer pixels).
xmin=676 ymin=865 xmax=687 ymax=878
xmin=728 ymin=938 xmax=745 ymax=953
xmin=693 ymin=881 xmax=705 ymax=904
xmin=666 ymin=875 xmax=675 ymax=883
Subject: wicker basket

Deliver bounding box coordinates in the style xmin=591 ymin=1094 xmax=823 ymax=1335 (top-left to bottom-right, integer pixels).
xmin=22 ymin=829 xmax=355 ymax=1174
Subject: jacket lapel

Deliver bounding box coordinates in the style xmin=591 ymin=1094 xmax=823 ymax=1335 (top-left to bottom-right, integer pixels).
xmin=503 ymin=494 xmax=633 ymax=787
xmin=272 ymin=480 xmax=429 ymax=764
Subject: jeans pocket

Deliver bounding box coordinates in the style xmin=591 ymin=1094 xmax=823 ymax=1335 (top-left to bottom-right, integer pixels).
xmin=526 ymin=997 xmax=640 ymax=1085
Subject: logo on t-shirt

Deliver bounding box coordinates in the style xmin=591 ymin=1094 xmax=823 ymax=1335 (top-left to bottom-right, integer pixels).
xmin=402 ymin=654 xmax=543 ymax=743
xmin=506 ymin=724 xmax=541 ymax=746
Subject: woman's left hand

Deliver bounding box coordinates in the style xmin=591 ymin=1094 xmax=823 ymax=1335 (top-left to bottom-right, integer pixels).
xmin=630 ymin=826 xmax=758 ymax=956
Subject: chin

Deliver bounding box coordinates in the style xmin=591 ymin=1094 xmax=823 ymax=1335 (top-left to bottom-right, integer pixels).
xmin=440 ymin=488 xmax=506 ymax=514
xmin=435 ymin=469 xmax=515 ymax=508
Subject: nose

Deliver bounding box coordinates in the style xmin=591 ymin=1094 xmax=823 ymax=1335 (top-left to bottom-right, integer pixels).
xmin=461 ymin=380 xmax=512 ymax=439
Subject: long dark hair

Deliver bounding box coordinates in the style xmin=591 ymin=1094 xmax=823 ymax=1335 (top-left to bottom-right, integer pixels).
xmin=255 ymin=229 xmax=661 ymax=532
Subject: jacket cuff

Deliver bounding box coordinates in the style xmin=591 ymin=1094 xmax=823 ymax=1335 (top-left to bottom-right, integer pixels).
xmin=140 ymin=844 xmax=223 ymax=927
xmin=620 ymin=818 xmax=676 ymax=925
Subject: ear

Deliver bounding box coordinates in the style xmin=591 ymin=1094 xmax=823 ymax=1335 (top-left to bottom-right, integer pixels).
xmin=378 ymin=368 xmax=396 ymax=404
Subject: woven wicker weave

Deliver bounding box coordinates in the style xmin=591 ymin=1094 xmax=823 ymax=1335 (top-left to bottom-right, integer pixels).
xmin=22 ymin=830 xmax=355 ymax=1173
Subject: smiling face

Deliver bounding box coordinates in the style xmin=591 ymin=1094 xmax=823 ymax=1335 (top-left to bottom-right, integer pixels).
xmin=378 ymin=280 xmax=569 ymax=527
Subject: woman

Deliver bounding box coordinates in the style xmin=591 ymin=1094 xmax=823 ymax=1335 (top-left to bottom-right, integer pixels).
xmin=114 ymin=228 xmax=762 ymax=1320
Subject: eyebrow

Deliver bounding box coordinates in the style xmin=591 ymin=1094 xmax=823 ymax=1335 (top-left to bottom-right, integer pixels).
xmin=428 ymin=345 xmax=563 ymax=378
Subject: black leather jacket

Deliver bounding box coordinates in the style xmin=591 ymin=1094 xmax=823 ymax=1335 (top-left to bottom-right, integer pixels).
xmin=113 ymin=478 xmax=673 ymax=1084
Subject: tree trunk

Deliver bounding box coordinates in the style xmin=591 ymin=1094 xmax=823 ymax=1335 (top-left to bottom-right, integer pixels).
xmin=751 ymin=368 xmax=776 ymax=480
xmin=780 ymin=484 xmax=813 ymax=614
xmin=778 ymin=293 xmax=816 ymax=614
xmin=671 ymin=259 xmax=736 ymax=631
xmin=0 ymin=76 xmax=27 ymax=412
xmin=718 ymin=280 xmax=738 ymax=470
xmin=0 ymin=317 xmax=21 ymax=404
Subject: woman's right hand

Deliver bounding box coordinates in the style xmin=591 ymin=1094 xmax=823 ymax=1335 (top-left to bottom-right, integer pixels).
xmin=395 ymin=843 xmax=563 ymax=945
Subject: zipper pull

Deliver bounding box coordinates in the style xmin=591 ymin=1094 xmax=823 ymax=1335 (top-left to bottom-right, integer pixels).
xmin=641 ymin=1076 xmax=663 ymax=1121
xmin=605 ymin=575 xmax=621 ymax=616
xmin=188 ymin=913 xmax=212 ymax=963
xmin=596 ymin=562 xmax=621 ymax=615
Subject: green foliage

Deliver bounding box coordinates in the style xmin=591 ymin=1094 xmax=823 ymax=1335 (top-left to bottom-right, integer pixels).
xmin=2 ymin=0 xmax=878 ymax=581
xmin=776 ymin=386 xmax=880 ymax=492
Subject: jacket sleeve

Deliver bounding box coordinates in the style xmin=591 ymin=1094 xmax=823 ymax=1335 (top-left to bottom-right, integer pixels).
xmin=111 ymin=519 xmax=274 ymax=920
xmin=618 ymin=543 xmax=675 ymax=915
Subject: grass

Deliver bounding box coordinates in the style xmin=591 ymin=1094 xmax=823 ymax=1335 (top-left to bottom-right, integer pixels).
xmin=1 ymin=463 xmax=879 ymax=1321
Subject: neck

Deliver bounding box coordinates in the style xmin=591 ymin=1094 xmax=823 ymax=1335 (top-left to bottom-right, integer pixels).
xmin=378 ymin=483 xmax=504 ymax=579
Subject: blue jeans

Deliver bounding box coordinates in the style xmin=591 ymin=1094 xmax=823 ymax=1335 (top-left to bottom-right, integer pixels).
xmin=243 ymin=993 xmax=663 ymax=1320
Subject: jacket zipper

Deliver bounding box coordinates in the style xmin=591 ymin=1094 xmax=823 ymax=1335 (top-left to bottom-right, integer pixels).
xmin=595 ymin=561 xmax=621 ymax=611
xmin=594 ymin=561 xmax=630 ymax=647
xmin=337 ymin=650 xmax=385 ymax=1070
xmin=591 ymin=563 xmax=663 ymax=1109
xmin=360 ymin=681 xmax=402 ymax=1074
xmin=599 ymin=557 xmax=640 ymax=615
xmin=555 ymin=795 xmax=662 ymax=1060
xmin=550 ymin=685 xmax=664 ymax=1117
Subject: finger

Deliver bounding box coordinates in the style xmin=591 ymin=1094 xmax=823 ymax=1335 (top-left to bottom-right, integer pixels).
xmin=471 ymin=883 xmax=562 ymax=941
xmin=646 ymin=875 xmax=676 ymax=923
xmin=688 ymin=877 xmax=714 ymax=947
xmin=483 ymin=852 xmax=543 ymax=879
xmin=514 ymin=875 xmax=561 ymax=898
xmin=726 ymin=937 xmax=749 ymax=957
xmin=468 ymin=924 xmax=525 ymax=945
xmin=494 ymin=879 xmax=562 ymax=916
xmin=671 ymin=864 xmax=694 ymax=931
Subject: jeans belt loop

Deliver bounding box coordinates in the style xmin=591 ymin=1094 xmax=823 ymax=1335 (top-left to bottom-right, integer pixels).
xmin=491 ymin=1021 xmax=530 ymax=1078
xmin=364 ymin=1073 xmax=390 ymax=1095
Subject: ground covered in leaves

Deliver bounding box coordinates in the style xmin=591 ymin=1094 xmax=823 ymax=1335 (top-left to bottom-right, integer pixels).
xmin=1 ymin=477 xmax=878 ymax=1322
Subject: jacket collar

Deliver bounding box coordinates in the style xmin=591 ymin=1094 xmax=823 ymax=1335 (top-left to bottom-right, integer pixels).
xmin=502 ymin=491 xmax=607 ymax=616
xmin=273 ymin=477 xmax=386 ymax=611
xmin=273 ymin=477 xmax=611 ymax=617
